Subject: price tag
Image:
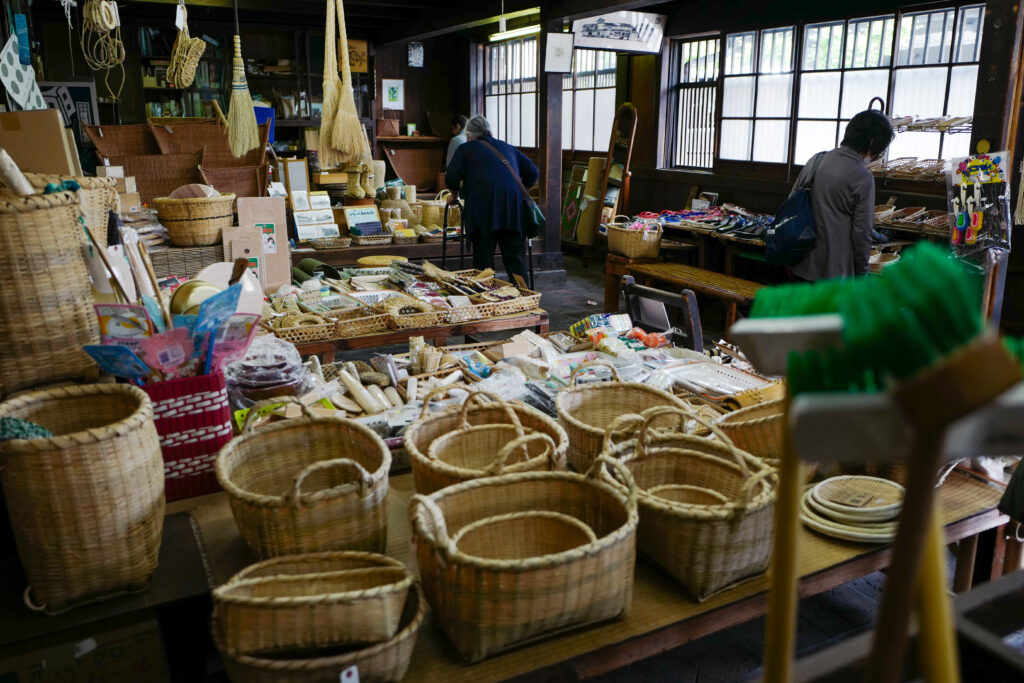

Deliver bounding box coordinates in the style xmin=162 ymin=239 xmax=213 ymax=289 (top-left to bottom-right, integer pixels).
xmin=174 ymin=4 xmax=185 ymax=29
xmin=110 ymin=2 xmax=121 ymax=27
xmin=340 ymin=665 xmax=359 ymax=683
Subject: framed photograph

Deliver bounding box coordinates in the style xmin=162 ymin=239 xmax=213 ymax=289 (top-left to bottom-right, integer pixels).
xmin=347 ymin=39 xmax=368 ymax=74
xmin=382 ymin=78 xmax=404 ymax=111
xmin=408 ymin=42 xmax=424 ymax=68
xmin=572 ymin=11 xmax=666 ymax=54
xmin=544 ymin=32 xmax=575 ymax=72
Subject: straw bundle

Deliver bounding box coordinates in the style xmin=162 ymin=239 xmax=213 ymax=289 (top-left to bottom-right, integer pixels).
xmin=318 ymin=0 xmax=343 ymax=169
xmin=330 ymin=0 xmax=365 ymax=165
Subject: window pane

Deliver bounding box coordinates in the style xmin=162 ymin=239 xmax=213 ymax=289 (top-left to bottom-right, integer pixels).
xmin=722 ymin=76 xmax=755 ymax=117
xmin=798 ymin=72 xmax=840 ymax=118
xmin=753 ymin=120 xmax=789 ymax=163
xmin=803 ymin=22 xmax=844 ymax=71
xmin=521 ymin=93 xmax=536 ymax=148
xmin=676 ymin=84 xmax=716 ymax=168
xmin=898 ymin=9 xmax=954 ymax=66
xmin=507 ymin=93 xmax=521 ymax=146
xmin=681 ymin=38 xmax=720 ymax=83
xmin=887 ymin=130 xmax=941 ymax=159
xmin=725 ymin=32 xmax=756 ymax=75
xmin=943 ymin=132 xmax=970 ymax=159
xmin=562 ymin=92 xmax=573 ymax=150
xmin=594 ymin=88 xmax=616 ymax=151
xmin=892 ymin=67 xmax=947 ymax=117
xmin=956 ymin=5 xmax=983 ymax=63
xmin=720 ymin=119 xmax=752 ymax=160
xmin=840 ymin=69 xmax=889 ymax=119
xmin=574 ymin=89 xmax=595 ymax=152
xmin=756 ymin=74 xmax=792 ymax=117
xmin=486 ymin=95 xmax=505 ymax=140
xmin=795 ymin=121 xmax=838 ymax=163
xmin=760 ymin=27 xmax=794 ymax=73
xmin=947 ymin=65 xmax=978 ymax=117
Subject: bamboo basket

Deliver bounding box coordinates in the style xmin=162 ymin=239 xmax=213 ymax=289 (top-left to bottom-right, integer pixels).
xmin=409 ymin=454 xmax=638 ymax=662
xmin=155 ymin=193 xmax=237 ymax=246
xmin=113 ymin=150 xmax=205 ymax=205
xmin=0 ymin=192 xmax=99 ymax=396
xmin=556 ymin=361 xmax=689 ymax=472
xmin=18 ymin=173 xmax=118 ymax=245
xmin=310 ymin=237 xmax=351 ymax=249
xmin=200 ymin=164 xmax=266 ymax=198
xmin=350 ymin=232 xmax=394 ymax=246
xmin=714 ymin=398 xmax=784 ymax=467
xmin=213 ymin=583 xmax=425 ymax=683
xmin=84 ymin=123 xmax=160 ymax=159
xmin=333 ymin=307 xmax=390 ymax=338
xmin=602 ymin=406 xmax=776 ymax=601
xmin=216 ymin=398 xmax=391 ymax=559
xmin=151 ymin=121 xmax=270 ymax=168
xmin=0 ymin=384 xmax=165 ymax=613
xmin=213 ymin=551 xmax=413 ymax=656
xmin=607 ymin=220 xmax=661 ymax=259
xmin=406 ymin=389 xmax=570 ymax=493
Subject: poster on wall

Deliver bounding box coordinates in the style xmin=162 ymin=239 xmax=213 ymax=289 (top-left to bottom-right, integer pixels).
xmin=544 ymin=33 xmax=575 ymax=72
xmin=408 ymin=42 xmax=424 ymax=68
xmin=572 ymin=11 xmax=666 ymax=54
xmin=40 ymin=80 xmax=99 ymax=166
xmin=346 ymin=39 xmax=368 ymax=74
xmin=382 ymin=78 xmax=404 ymax=110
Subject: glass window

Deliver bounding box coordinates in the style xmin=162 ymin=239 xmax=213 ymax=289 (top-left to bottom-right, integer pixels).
xmin=484 ymin=36 xmax=538 ymax=147
xmin=562 ymin=48 xmax=618 ymax=153
xmin=673 ymin=37 xmax=720 ymax=168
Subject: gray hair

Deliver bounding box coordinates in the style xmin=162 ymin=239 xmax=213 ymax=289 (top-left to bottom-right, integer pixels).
xmin=465 ymin=115 xmax=491 ymax=139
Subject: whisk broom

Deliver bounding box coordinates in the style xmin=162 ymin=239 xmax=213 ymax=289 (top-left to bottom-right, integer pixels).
xmin=318 ymin=0 xmax=343 ymax=169
xmin=330 ymin=0 xmax=366 ymax=165
xmin=227 ymin=0 xmax=259 ymax=158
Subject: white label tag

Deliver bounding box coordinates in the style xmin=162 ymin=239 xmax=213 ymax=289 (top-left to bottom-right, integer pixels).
xmin=111 ymin=2 xmax=121 ymax=27
xmin=174 ymin=4 xmax=185 ymax=29
xmin=642 ymin=230 xmax=650 ymax=240
xmin=73 ymin=638 xmax=97 ymax=659
xmin=340 ymin=665 xmax=360 ymax=683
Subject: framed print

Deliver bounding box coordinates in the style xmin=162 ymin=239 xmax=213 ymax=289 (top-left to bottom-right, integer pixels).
xmin=382 ymin=78 xmax=404 ymax=111
xmin=572 ymin=11 xmax=666 ymax=54
xmin=544 ymin=32 xmax=575 ymax=72
xmin=408 ymin=42 xmax=424 ymax=68
xmin=347 ymin=39 xmax=369 ymax=74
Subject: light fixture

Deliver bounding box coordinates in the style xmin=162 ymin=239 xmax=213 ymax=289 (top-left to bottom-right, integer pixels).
xmin=489 ymin=24 xmax=541 ymax=41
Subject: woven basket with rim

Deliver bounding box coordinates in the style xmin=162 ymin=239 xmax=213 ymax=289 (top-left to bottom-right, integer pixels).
xmin=15 ymin=173 xmax=119 ymax=245
xmin=216 ymin=398 xmax=391 ymax=559
xmin=607 ymin=219 xmax=662 ymax=259
xmin=200 ymin=164 xmax=266 ymax=198
xmin=407 ymin=388 xmax=570 ymax=494
xmin=213 ymin=583 xmax=425 ymax=683
xmin=155 ymin=193 xmax=236 ymax=246
xmin=602 ymin=406 xmax=776 ymax=601
xmin=715 ymin=398 xmax=784 ymax=467
xmin=111 ymin=150 xmax=205 ymax=205
xmin=409 ymin=454 xmax=638 ymax=662
xmin=556 ymin=361 xmax=689 ymax=472
xmin=213 ymin=551 xmax=413 ymax=656
xmin=0 ymin=384 xmax=165 ymax=613
xmin=84 ymin=123 xmax=160 ymax=159
xmin=151 ymin=121 xmax=269 ymax=168
xmin=0 ymin=192 xmax=99 ymax=397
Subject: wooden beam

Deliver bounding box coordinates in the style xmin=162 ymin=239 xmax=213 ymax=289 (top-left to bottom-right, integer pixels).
xmin=970 ymin=0 xmax=1023 ymax=152
xmin=375 ymin=2 xmax=540 ymax=47
xmin=545 ymin=0 xmax=670 ymax=23
xmin=539 ymin=18 xmax=565 ymax=269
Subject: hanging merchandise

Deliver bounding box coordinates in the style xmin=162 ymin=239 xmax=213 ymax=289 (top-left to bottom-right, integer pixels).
xmin=227 ymin=0 xmax=259 ymax=157
xmin=946 ymin=152 xmax=1012 ymax=260
xmin=80 ymin=0 xmax=125 ymax=102
xmin=329 ymin=0 xmax=366 ymax=165
xmin=318 ymin=0 xmax=343 ymax=169
xmin=167 ymin=1 xmax=207 ymax=88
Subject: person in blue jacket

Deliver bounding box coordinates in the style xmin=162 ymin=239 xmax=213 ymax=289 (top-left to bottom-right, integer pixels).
xmin=445 ymin=115 xmax=539 ymax=283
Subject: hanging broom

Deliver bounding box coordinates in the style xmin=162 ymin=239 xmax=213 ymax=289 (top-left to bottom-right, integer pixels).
xmin=227 ymin=0 xmax=259 ymax=158
xmin=318 ymin=0 xmax=343 ymax=169
xmin=330 ymin=0 xmax=367 ymax=166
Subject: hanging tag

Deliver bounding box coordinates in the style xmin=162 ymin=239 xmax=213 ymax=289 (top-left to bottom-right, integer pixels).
xmin=175 ymin=3 xmax=185 ymax=30
xmin=340 ymin=666 xmax=360 ymax=683
xmin=110 ymin=2 xmax=121 ymax=27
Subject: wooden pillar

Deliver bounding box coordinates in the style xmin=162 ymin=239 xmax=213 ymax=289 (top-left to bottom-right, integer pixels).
xmin=538 ymin=19 xmax=566 ymax=272
xmin=970 ymin=2 xmax=1024 ymax=152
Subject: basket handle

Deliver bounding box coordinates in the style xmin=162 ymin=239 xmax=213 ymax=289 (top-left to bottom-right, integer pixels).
xmin=636 ymin=405 xmax=751 ymax=477
xmin=600 ymin=412 xmax=648 ymax=456
xmin=483 ymin=432 xmax=557 ymax=476
xmin=457 ymin=390 xmax=523 ymax=435
xmin=289 ymin=458 xmax=373 ymax=507
xmin=409 ymin=494 xmax=457 ymax=559
xmin=586 ymin=453 xmax=638 ymax=512
xmin=417 ymin=384 xmax=469 ymax=419
xmin=241 ymin=396 xmax=315 ymax=434
xmin=569 ymin=360 xmax=621 ymax=388
xmin=736 ymin=466 xmax=777 ymax=510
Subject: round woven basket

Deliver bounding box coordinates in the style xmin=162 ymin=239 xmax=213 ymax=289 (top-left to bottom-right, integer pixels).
xmin=715 ymin=398 xmax=784 ymax=466
xmin=556 ymin=361 xmax=689 ymax=472
xmin=215 ymin=398 xmax=391 ymax=559
xmin=155 ymin=193 xmax=236 ymax=246
xmin=0 ymin=384 xmax=165 ymax=613
xmin=16 ymin=173 xmax=119 ymax=245
xmin=406 ymin=389 xmax=569 ymax=494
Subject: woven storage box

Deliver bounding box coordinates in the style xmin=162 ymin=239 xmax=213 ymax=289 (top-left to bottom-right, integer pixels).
xmin=0 ymin=384 xmax=165 ymax=613
xmin=333 ymin=308 xmax=390 ymax=339
xmin=21 ymin=173 xmax=118 ymax=245
xmin=200 ymin=164 xmax=266 ymax=198
xmin=113 ymin=150 xmax=204 ymax=205
xmin=0 ymin=192 xmax=99 ymax=397
xmin=143 ymin=373 xmax=233 ymax=501
xmin=213 ymin=583 xmax=425 ymax=683
xmin=714 ymin=398 xmax=783 ymax=467
xmin=556 ymin=361 xmax=689 ymax=473
xmin=213 ymin=551 xmax=413 ymax=656
xmin=412 ymin=391 xmax=567 ymax=494
xmin=410 ymin=454 xmax=638 ymax=662
xmin=84 ymin=123 xmax=160 ymax=159
xmin=155 ymin=193 xmax=236 ymax=246
xmin=607 ymin=222 xmax=662 ymax=259
xmin=351 ymin=232 xmax=393 ymax=246
xmin=151 ymin=121 xmax=269 ymax=168
xmin=602 ymin=406 xmax=776 ymax=601
xmin=149 ymin=244 xmax=225 ymax=279
xmin=216 ymin=398 xmax=391 ymax=559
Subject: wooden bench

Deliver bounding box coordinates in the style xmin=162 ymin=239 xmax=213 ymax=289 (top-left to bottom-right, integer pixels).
xmin=626 ymin=261 xmax=763 ymax=331
xmin=604 ymin=241 xmax=699 ymax=311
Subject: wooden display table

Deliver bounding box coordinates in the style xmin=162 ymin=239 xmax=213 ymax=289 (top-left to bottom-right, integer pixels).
xmin=627 ymin=261 xmax=763 ymax=330
xmin=188 ymin=469 xmax=1006 ymax=682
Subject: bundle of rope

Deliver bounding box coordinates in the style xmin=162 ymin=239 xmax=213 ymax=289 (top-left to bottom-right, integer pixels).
xmin=80 ymin=0 xmax=125 ymax=100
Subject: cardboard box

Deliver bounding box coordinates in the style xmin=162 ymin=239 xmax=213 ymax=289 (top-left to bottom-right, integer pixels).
xmin=315 ymin=171 xmax=348 ymax=186
xmin=236 ymin=197 xmax=290 ymax=293
xmin=96 ymin=165 xmax=124 ymax=178
xmin=119 ymin=193 xmax=142 ymax=214
xmin=113 ymin=177 xmax=137 ymax=194
xmin=0 ymin=110 xmax=76 ymax=175
xmin=293 ymin=209 xmax=335 ymax=226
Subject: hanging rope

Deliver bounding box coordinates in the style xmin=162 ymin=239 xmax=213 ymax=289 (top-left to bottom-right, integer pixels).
xmin=80 ymin=0 xmax=125 ymax=101
xmin=61 ymin=0 xmax=78 ymax=76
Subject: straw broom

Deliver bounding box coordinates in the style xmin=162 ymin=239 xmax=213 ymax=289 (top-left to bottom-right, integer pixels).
xmin=227 ymin=0 xmax=259 ymax=158
xmin=330 ymin=0 xmax=365 ymax=165
xmin=318 ymin=0 xmax=343 ymax=169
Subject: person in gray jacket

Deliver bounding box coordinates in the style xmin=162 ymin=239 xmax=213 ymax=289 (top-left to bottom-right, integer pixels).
xmin=791 ymin=110 xmax=895 ymax=281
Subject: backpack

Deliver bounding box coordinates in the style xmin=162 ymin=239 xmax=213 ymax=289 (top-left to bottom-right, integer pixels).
xmin=765 ymin=152 xmax=826 ymax=266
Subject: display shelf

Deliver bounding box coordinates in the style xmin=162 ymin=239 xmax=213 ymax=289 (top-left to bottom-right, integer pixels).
xmin=276 ymin=118 xmax=322 ymax=127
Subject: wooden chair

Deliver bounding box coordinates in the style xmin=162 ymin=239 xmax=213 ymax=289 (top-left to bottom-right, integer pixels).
xmin=620 ymin=275 xmax=704 ymax=352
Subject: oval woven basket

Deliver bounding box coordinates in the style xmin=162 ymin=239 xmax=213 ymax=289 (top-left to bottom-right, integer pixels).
xmin=556 ymin=361 xmax=689 ymax=472
xmin=213 ymin=551 xmax=413 ymax=656
xmin=406 ymin=389 xmax=569 ymax=494
xmin=154 ymin=193 xmax=236 ymax=246
xmin=409 ymin=455 xmax=638 ymax=663
xmin=213 ymin=582 xmax=426 ymax=683
xmin=10 ymin=173 xmax=119 ymax=245
xmin=0 ymin=384 xmax=165 ymax=613
xmin=216 ymin=398 xmax=391 ymax=559
xmin=602 ymin=406 xmax=776 ymax=601
xmin=714 ymin=398 xmax=784 ymax=466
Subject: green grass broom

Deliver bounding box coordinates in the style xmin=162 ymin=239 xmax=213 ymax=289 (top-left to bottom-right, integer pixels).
xmin=227 ymin=0 xmax=259 ymax=158
xmin=318 ymin=0 xmax=343 ymax=169
xmin=330 ymin=0 xmax=366 ymax=166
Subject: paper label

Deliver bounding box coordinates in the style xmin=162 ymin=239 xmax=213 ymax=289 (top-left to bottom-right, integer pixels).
xmin=340 ymin=666 xmax=359 ymax=683
xmin=174 ymin=4 xmax=185 ymax=29
xmin=830 ymin=490 xmax=874 ymax=508
xmin=258 ymin=223 xmax=277 ymax=253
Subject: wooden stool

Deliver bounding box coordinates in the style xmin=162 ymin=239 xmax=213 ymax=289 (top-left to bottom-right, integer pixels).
xmin=626 ymin=261 xmax=762 ymax=332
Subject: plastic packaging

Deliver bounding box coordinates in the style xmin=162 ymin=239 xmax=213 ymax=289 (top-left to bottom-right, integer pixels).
xmin=473 ymin=365 xmax=528 ymax=400
xmin=225 ymin=335 xmax=313 ymax=407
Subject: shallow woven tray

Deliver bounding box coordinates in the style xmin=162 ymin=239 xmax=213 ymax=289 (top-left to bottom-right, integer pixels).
xmin=351 ymin=233 xmax=393 ymax=246
xmin=812 ymin=476 xmax=905 ymax=520
xmin=310 ymin=237 xmax=351 ymax=249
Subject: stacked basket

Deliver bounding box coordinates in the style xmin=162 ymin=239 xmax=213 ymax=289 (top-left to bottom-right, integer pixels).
xmin=155 ymin=193 xmax=236 ymax=246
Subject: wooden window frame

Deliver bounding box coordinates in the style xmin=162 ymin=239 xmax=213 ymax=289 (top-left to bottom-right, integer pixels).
xmin=483 ymin=35 xmax=539 ymax=150
xmin=562 ymin=48 xmax=619 ymax=155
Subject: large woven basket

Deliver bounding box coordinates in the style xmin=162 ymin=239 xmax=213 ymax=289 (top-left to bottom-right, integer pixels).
xmin=84 ymin=123 xmax=160 ymax=159
xmin=556 ymin=361 xmax=689 ymax=472
xmin=200 ymin=164 xmax=266 ymax=198
xmin=0 ymin=192 xmax=99 ymax=397
xmin=213 ymin=551 xmax=413 ymax=656
xmin=113 ymin=150 xmax=204 ymax=205
xmin=216 ymin=398 xmax=391 ymax=559
xmin=0 ymin=384 xmax=165 ymax=613
xmin=606 ymin=221 xmax=662 ymax=259
xmin=714 ymin=398 xmax=784 ymax=467
xmin=150 ymin=121 xmax=269 ymax=168
xmin=409 ymin=455 xmax=638 ymax=662
xmin=213 ymin=583 xmax=426 ymax=683
xmin=602 ymin=406 xmax=776 ymax=601
xmin=155 ymin=193 xmax=236 ymax=246
xmin=21 ymin=173 xmax=118 ymax=245
xmin=406 ymin=389 xmax=569 ymax=494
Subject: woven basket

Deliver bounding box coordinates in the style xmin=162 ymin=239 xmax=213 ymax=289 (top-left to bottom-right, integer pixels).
xmin=0 ymin=384 xmax=165 ymax=613
xmin=200 ymin=164 xmax=266 ymax=198
xmin=112 ymin=150 xmax=205 ymax=205
xmin=310 ymin=237 xmax=351 ymax=249
xmin=351 ymin=232 xmax=394 ymax=246
xmin=155 ymin=193 xmax=236 ymax=246
xmin=409 ymin=454 xmax=638 ymax=662
xmin=607 ymin=222 xmax=661 ymax=259
xmin=213 ymin=551 xmax=413 ymax=656
xmin=84 ymin=123 xmax=160 ymax=159
xmin=333 ymin=308 xmax=390 ymax=339
xmin=151 ymin=121 xmax=269 ymax=169
xmin=602 ymin=406 xmax=776 ymax=601
xmin=214 ymin=583 xmax=426 ymax=683
xmin=556 ymin=361 xmax=689 ymax=473
xmin=20 ymin=173 xmax=118 ymax=245
xmin=0 ymin=192 xmax=99 ymax=397
xmin=407 ymin=389 xmax=570 ymax=494
xmin=715 ymin=398 xmax=784 ymax=467
xmin=216 ymin=398 xmax=391 ymax=559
